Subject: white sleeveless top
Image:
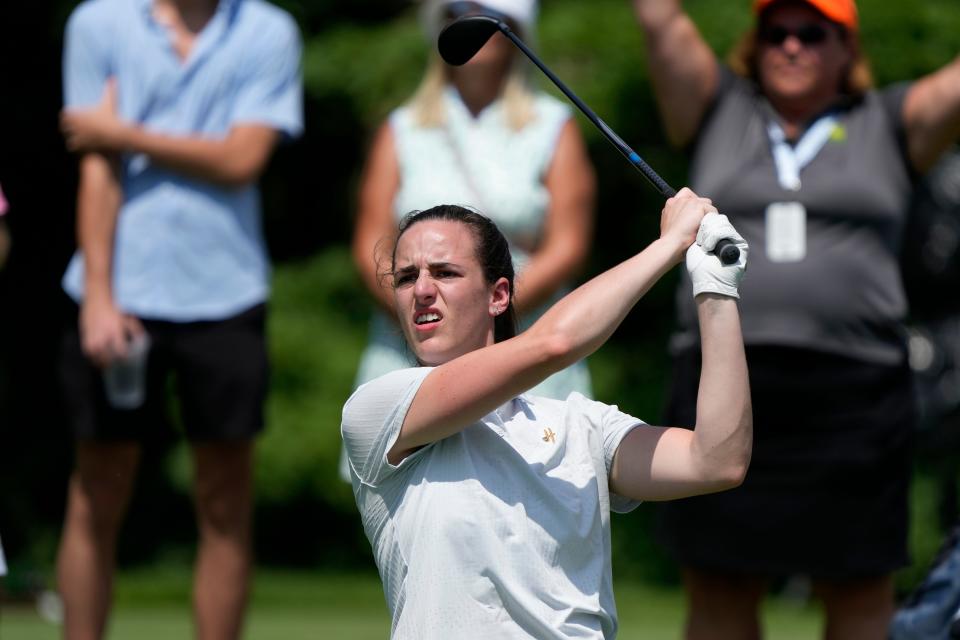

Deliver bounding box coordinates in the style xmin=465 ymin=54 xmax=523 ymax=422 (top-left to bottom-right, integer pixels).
xmin=393 ymin=87 xmax=566 ymax=257
xmin=353 ymin=87 xmax=593 ymax=399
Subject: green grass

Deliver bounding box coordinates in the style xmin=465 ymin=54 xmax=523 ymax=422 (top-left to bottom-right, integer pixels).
xmin=0 ymin=567 xmax=823 ymax=639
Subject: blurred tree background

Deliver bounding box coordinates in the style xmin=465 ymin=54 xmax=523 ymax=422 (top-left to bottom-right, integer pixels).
xmin=1 ymin=0 xmax=959 ymax=595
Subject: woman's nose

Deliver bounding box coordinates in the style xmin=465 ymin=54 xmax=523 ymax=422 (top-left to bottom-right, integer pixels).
xmin=782 ymin=35 xmax=804 ymax=55
xmin=413 ymin=273 xmax=437 ymax=300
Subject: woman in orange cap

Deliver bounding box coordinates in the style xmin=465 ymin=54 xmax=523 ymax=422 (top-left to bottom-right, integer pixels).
xmin=632 ymin=0 xmax=960 ymax=637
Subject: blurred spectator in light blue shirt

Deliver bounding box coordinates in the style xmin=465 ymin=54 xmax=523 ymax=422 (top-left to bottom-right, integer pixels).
xmin=56 ymin=0 xmax=302 ymax=637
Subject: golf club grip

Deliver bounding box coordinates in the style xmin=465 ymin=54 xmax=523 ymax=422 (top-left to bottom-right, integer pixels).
xmin=714 ymin=239 xmax=740 ymax=265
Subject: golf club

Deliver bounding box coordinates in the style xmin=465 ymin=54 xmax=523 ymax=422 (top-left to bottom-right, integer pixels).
xmin=438 ymin=14 xmax=740 ymax=265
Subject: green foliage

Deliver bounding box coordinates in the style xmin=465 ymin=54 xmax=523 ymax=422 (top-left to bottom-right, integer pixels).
xmin=257 ymin=246 xmax=368 ymax=509
xmin=302 ymin=17 xmax=427 ymax=125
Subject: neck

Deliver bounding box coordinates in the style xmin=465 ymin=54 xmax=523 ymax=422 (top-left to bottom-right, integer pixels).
xmin=770 ymin=93 xmax=838 ymax=139
xmin=155 ymin=0 xmax=218 ymax=26
xmin=448 ymin=70 xmax=507 ymax=117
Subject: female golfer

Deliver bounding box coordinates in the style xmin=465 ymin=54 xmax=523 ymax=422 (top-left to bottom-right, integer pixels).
xmin=341 ymin=189 xmax=751 ymax=638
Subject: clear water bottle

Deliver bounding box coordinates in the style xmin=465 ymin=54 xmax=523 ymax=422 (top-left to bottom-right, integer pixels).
xmin=103 ymin=332 xmax=151 ymax=409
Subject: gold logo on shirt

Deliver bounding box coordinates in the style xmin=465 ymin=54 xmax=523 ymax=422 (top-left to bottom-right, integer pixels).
xmin=542 ymin=428 xmax=557 ymax=443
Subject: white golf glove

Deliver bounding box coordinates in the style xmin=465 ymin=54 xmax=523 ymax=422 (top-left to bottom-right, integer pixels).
xmin=686 ymin=212 xmax=748 ymax=299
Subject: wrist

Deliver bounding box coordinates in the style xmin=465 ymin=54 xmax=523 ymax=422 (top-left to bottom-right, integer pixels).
xmin=113 ymin=122 xmax=137 ymax=153
xmin=84 ymin=282 xmax=114 ymax=307
xmin=652 ymin=235 xmax=688 ymax=265
xmin=695 ymin=291 xmax=738 ymax=306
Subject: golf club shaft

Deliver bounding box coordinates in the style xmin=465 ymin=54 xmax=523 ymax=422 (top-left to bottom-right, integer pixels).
xmin=499 ymin=26 xmax=739 ymax=264
xmin=438 ymin=18 xmax=739 ymax=264
xmin=501 ymin=28 xmax=675 ymax=198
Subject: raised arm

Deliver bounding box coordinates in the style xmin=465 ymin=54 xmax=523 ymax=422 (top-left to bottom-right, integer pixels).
xmin=390 ymin=189 xmax=730 ymax=463
xmin=902 ymin=54 xmax=960 ymax=173
xmin=513 ymin=120 xmax=596 ymax=315
xmin=75 ymin=153 xmax=144 ymax=367
xmin=608 ymin=293 xmax=751 ymax=501
xmin=352 ymin=122 xmax=402 ymax=315
xmin=632 ymin=0 xmax=719 ymax=147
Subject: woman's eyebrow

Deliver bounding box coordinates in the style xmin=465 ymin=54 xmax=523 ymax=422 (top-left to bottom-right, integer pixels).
xmin=393 ymin=261 xmax=461 ymax=274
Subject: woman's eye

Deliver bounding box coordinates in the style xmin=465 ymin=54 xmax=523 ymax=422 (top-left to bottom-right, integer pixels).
xmin=394 ymin=273 xmax=416 ymax=286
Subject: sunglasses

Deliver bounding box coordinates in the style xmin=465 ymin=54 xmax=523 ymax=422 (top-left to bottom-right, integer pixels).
xmin=758 ymin=23 xmax=831 ymax=46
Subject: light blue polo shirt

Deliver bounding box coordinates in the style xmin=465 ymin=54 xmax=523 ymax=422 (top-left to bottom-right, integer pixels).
xmin=62 ymin=0 xmax=303 ymax=321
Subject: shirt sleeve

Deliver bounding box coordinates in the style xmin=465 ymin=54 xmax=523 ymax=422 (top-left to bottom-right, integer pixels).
xmin=599 ymin=402 xmax=646 ymax=514
xmin=341 ymin=367 xmax=433 ymax=487
xmin=62 ymin=2 xmax=113 ymax=109
xmin=230 ymin=13 xmax=304 ymax=137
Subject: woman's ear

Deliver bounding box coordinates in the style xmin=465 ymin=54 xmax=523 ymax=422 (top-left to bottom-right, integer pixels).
xmin=489 ymin=277 xmax=511 ymax=316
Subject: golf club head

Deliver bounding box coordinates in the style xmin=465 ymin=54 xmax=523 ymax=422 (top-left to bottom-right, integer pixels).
xmin=438 ymin=15 xmax=505 ymax=66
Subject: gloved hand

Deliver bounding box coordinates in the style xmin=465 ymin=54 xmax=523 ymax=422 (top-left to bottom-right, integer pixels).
xmin=686 ymin=212 xmax=748 ymax=299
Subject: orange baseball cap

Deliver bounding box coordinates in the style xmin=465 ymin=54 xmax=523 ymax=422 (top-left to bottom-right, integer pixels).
xmin=754 ymin=0 xmax=859 ymax=30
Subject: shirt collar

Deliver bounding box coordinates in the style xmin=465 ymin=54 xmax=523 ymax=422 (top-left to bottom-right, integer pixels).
xmin=138 ymin=0 xmax=240 ymax=24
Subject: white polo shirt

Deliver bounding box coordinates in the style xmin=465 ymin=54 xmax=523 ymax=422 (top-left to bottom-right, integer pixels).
xmin=341 ymin=367 xmax=644 ymax=639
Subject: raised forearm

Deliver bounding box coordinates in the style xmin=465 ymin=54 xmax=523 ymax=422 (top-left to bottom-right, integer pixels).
xmin=905 ymin=55 xmax=960 ymax=173
xmin=529 ymin=237 xmax=683 ymax=367
xmin=633 ymin=0 xmax=684 ymax=31
xmin=633 ymin=0 xmax=717 ymax=147
xmin=690 ymin=294 xmax=751 ymax=489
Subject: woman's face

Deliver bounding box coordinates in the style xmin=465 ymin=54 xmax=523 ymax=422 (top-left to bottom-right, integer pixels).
xmin=463 ymin=30 xmax=515 ymax=69
xmin=442 ymin=4 xmax=516 ymax=78
xmin=392 ymin=220 xmax=508 ymax=367
xmin=756 ymin=3 xmax=853 ymax=109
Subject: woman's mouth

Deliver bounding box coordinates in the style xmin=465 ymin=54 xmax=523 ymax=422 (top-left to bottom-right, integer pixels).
xmin=414 ymin=311 xmax=442 ymax=330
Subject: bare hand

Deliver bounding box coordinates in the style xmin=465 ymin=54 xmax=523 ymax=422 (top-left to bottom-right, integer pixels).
xmin=659 ymin=187 xmax=718 ymax=262
xmin=80 ymin=294 xmax=144 ymax=368
xmin=61 ymin=79 xmax=127 ymax=153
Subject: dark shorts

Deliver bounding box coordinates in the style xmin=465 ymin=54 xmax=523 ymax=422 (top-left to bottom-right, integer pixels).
xmin=60 ymin=303 xmax=268 ymax=442
xmin=657 ymin=345 xmax=916 ymax=580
